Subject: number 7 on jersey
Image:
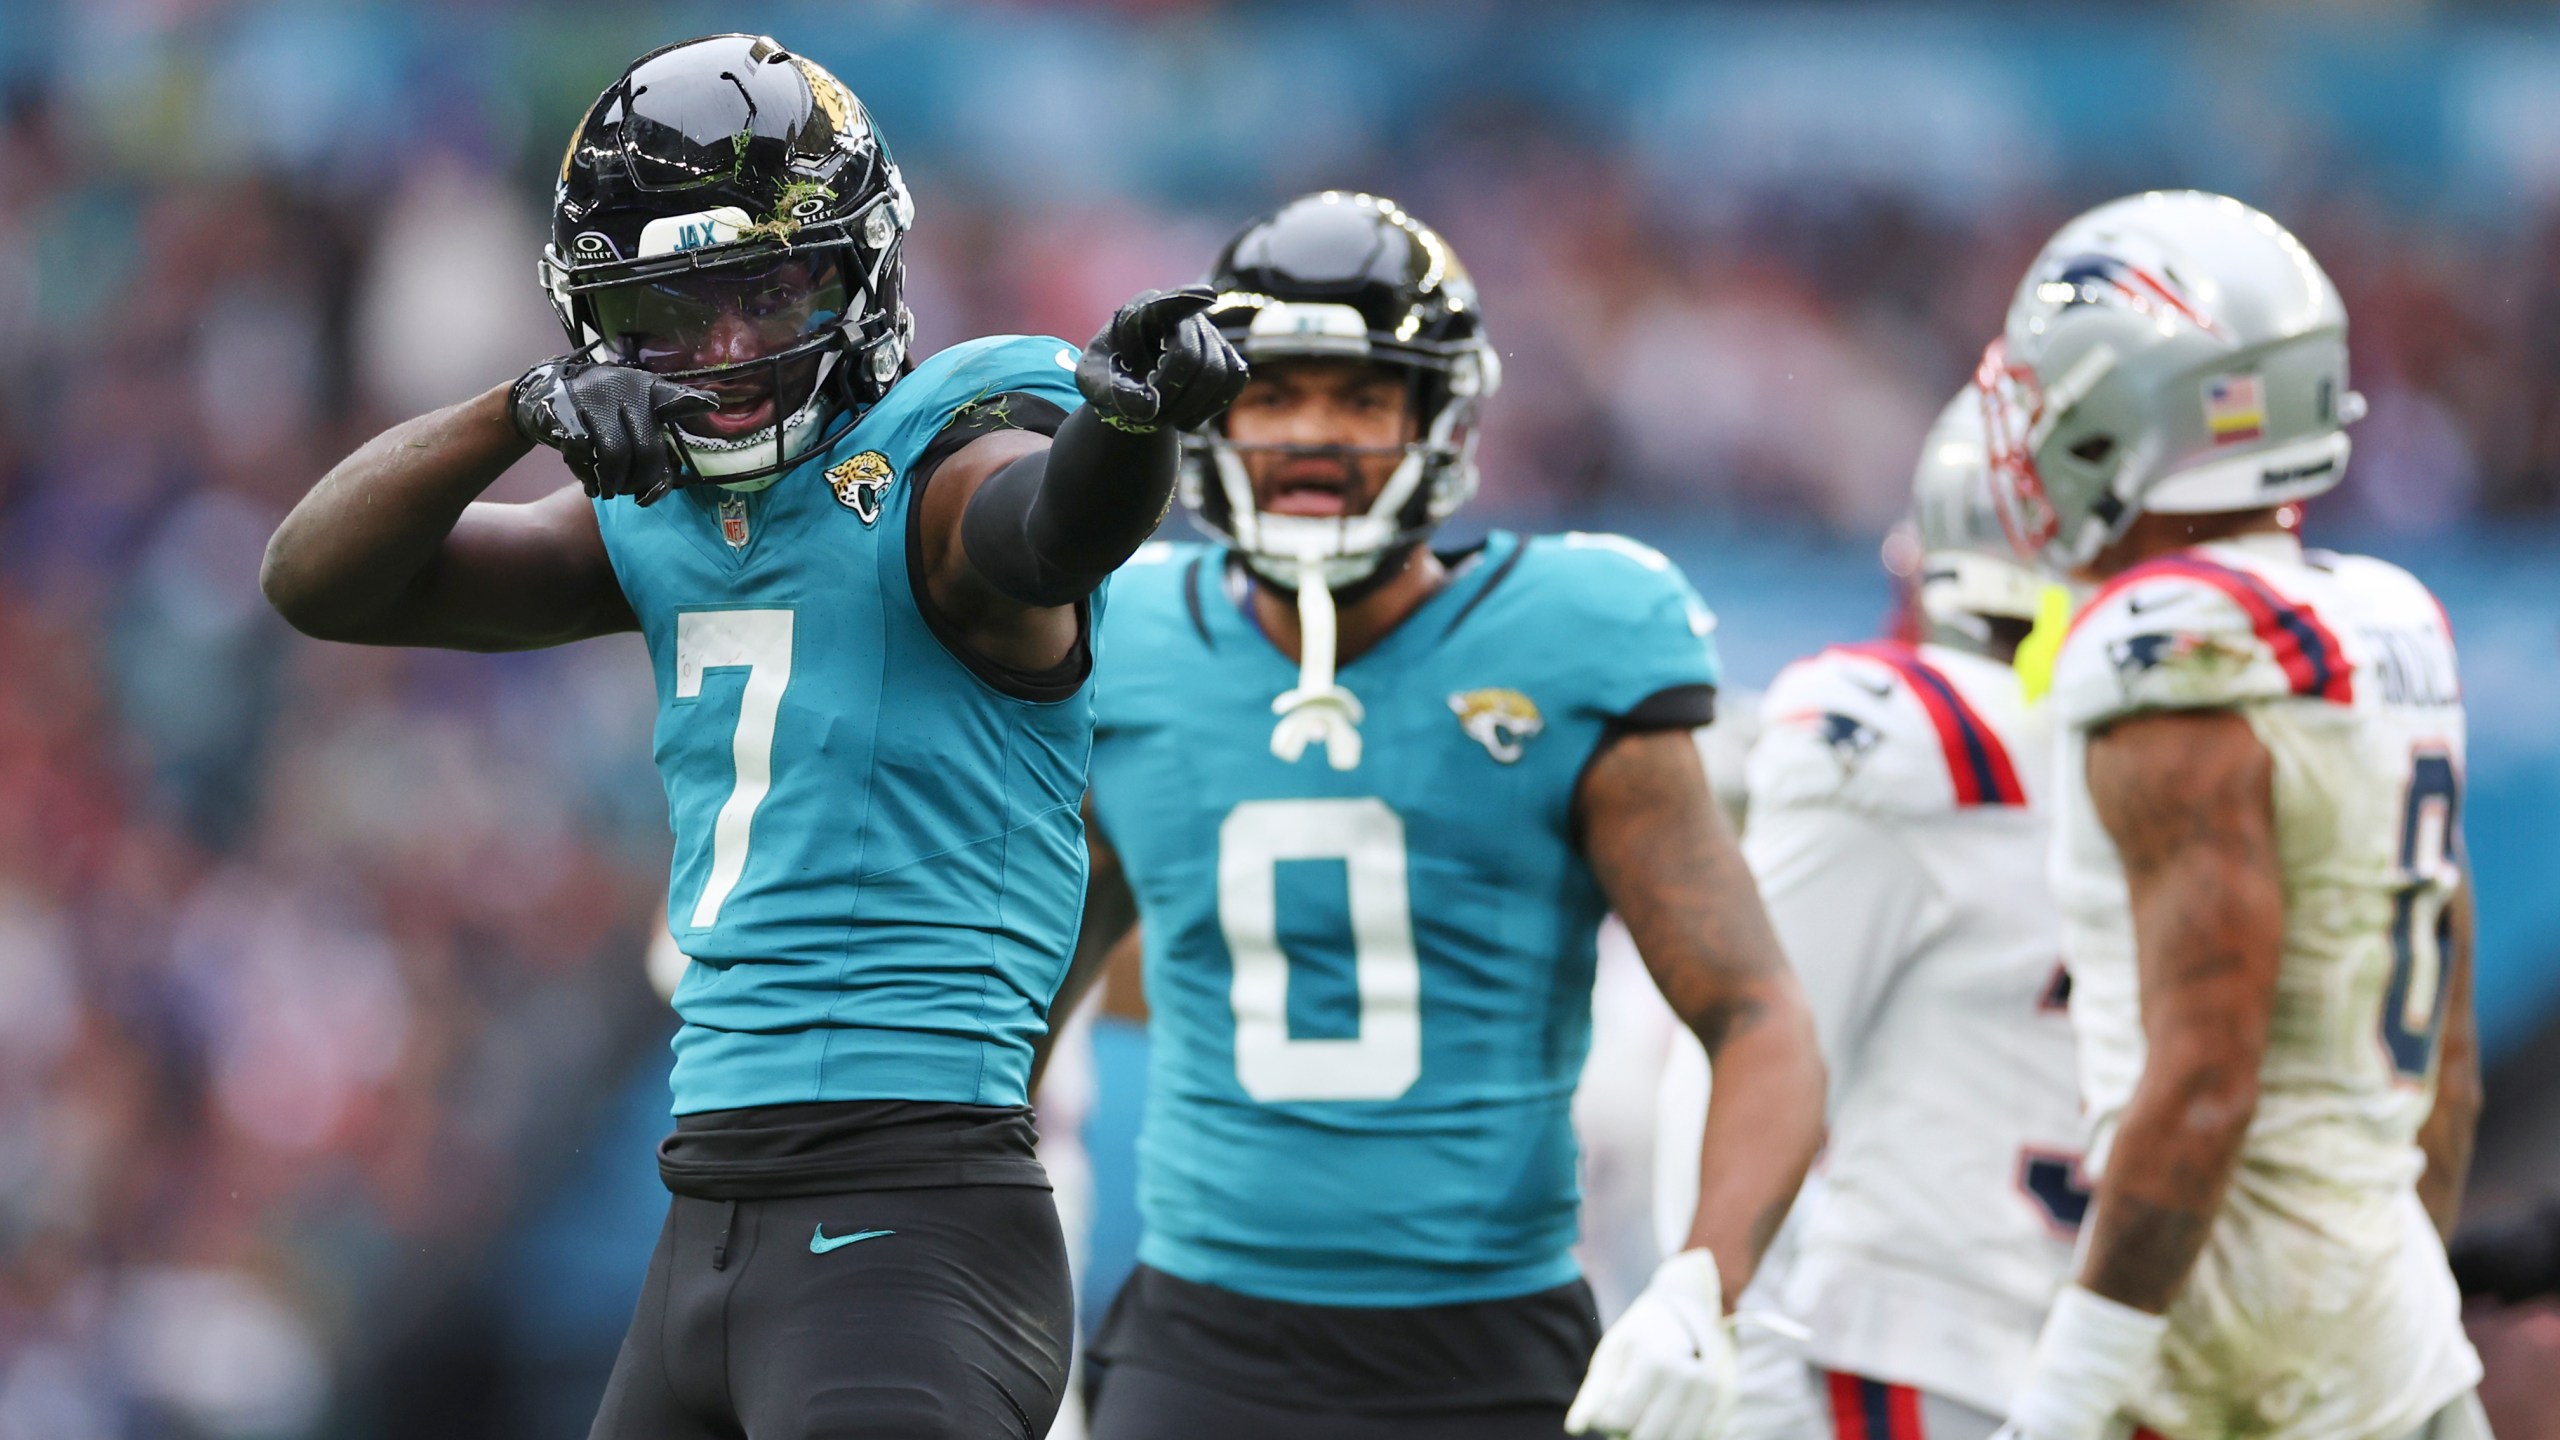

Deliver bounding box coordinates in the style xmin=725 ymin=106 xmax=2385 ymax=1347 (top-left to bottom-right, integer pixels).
xmin=674 ymin=608 xmax=795 ymax=930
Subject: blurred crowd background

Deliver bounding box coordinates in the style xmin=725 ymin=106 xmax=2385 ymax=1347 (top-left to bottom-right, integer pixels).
xmin=3 ymin=1 xmax=2559 ymax=1436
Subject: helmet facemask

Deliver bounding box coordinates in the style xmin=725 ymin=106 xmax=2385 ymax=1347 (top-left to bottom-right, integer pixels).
xmin=1910 ymin=388 xmax=2050 ymax=655
xmin=1180 ymin=308 xmax=1498 ymax=594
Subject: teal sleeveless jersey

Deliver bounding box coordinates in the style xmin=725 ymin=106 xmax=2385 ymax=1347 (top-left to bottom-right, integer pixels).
xmin=1088 ymin=531 xmax=1722 ymax=1305
xmin=594 ymin=335 xmax=1093 ymax=1116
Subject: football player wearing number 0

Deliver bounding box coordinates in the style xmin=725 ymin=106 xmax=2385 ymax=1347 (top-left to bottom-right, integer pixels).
xmin=1979 ymin=192 xmax=2486 ymax=1440
xmin=258 ymin=36 xmax=1243 ymax=1440
xmin=1056 ymin=193 xmax=1824 ymax=1440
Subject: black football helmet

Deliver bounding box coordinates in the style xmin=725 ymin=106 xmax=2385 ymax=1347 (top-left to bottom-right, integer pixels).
xmin=1182 ymin=192 xmax=1501 ymax=588
xmin=540 ymin=35 xmax=914 ymax=489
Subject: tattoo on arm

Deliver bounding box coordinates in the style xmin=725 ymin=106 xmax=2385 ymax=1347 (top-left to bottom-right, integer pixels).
xmin=2078 ymin=708 xmax=2284 ymax=1314
xmin=2082 ymin=1193 xmax=2216 ymax=1306
xmin=1578 ymin=727 xmax=1825 ymax=1292
xmin=1575 ymin=729 xmax=1788 ymax=1053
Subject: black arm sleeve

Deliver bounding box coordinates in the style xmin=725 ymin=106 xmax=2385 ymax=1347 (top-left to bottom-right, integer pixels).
xmin=958 ymin=402 xmax=1180 ymax=608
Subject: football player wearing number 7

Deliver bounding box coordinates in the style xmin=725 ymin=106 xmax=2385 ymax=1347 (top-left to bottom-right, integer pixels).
xmin=1978 ymin=192 xmax=2486 ymax=1440
xmin=258 ymin=36 xmax=1244 ymax=1440
xmin=1054 ymin=192 xmax=1824 ymax=1440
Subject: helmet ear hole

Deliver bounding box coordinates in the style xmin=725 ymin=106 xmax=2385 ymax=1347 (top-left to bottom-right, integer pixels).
xmin=2069 ymin=433 xmax=2117 ymax=465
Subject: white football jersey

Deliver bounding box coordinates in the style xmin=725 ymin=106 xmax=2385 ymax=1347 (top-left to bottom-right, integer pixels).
xmin=1742 ymin=639 xmax=2082 ymax=1417
xmin=2051 ymin=532 xmax=2479 ymax=1439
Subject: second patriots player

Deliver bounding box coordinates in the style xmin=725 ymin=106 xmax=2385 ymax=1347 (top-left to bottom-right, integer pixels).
xmin=1058 ymin=193 xmax=1825 ymax=1440
xmin=1732 ymin=393 xmax=2083 ymax=1439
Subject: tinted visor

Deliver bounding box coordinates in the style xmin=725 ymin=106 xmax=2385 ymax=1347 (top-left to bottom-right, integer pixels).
xmin=589 ymin=250 xmax=849 ymax=377
xmin=589 ymin=249 xmax=849 ymax=442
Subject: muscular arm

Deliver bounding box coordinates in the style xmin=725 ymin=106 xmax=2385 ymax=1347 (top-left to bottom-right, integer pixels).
xmin=2078 ymin=708 xmax=2283 ymax=1314
xmin=918 ymin=407 xmax=1181 ymax=674
xmin=1579 ymin=727 xmax=1825 ymax=1305
xmin=1030 ymin=795 xmax=1138 ymax=1092
xmin=260 ymin=383 xmax=634 ymax=650
xmin=2416 ymin=885 xmax=2480 ymax=1239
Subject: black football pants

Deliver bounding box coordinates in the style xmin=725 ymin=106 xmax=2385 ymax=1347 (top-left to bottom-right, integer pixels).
xmin=587 ymin=1185 xmax=1072 ymax=1440
xmin=1088 ymin=1364 xmax=1573 ymax=1439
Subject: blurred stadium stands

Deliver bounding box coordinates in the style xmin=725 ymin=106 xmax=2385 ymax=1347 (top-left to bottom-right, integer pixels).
xmin=1 ymin=2 xmax=2557 ymax=1435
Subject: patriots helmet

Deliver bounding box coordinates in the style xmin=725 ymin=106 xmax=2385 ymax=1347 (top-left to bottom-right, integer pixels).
xmin=1182 ymin=192 xmax=1502 ymax=590
xmin=1910 ymin=389 xmax=2046 ymax=653
xmin=1976 ymin=190 xmax=2362 ymax=571
xmin=540 ymin=35 xmax=915 ymax=489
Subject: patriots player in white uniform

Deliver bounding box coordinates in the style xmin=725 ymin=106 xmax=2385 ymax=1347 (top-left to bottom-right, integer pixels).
xmin=1979 ymin=192 xmax=2487 ymax=1440
xmin=1661 ymin=394 xmax=2084 ymax=1440
xmin=1757 ymin=393 xmax=2084 ymax=1439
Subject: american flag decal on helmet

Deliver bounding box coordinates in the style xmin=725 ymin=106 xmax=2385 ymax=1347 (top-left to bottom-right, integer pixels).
xmin=2203 ymin=373 xmax=2266 ymax=444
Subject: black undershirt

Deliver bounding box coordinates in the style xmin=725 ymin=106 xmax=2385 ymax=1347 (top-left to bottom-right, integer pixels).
xmin=657 ymin=1100 xmax=1048 ymax=1199
xmin=1091 ymin=1263 xmax=1602 ymax=1414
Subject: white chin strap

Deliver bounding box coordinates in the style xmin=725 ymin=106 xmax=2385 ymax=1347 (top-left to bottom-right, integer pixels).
xmin=1268 ymin=558 xmax=1366 ymax=771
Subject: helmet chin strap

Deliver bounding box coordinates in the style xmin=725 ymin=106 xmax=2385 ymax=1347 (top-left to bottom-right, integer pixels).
xmin=1269 ymin=558 xmax=1365 ymax=771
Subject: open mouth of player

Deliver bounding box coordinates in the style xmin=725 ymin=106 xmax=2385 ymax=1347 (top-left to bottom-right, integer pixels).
xmin=1264 ymin=462 xmax=1364 ymax=517
xmin=692 ymin=388 xmax=778 ymax=439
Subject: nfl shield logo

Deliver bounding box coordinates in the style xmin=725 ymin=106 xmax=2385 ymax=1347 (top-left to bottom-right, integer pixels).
xmin=717 ymin=493 xmax=751 ymax=549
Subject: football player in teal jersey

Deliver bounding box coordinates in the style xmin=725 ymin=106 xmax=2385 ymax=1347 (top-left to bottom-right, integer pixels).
xmin=1059 ymin=193 xmax=1825 ymax=1440
xmin=259 ymin=36 xmax=1242 ymax=1440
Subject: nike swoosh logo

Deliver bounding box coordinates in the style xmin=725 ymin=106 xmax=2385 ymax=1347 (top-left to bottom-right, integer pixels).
xmin=1847 ymin=674 xmax=1895 ymax=699
xmin=2125 ymin=592 xmax=2172 ymax=615
xmin=1054 ymin=347 xmax=1078 ymax=370
xmin=810 ymin=1226 xmax=895 ymax=1254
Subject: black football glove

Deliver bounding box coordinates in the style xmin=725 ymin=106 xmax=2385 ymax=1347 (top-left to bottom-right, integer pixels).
xmin=1075 ymin=285 xmax=1248 ymax=435
xmin=509 ymin=357 xmax=718 ymax=507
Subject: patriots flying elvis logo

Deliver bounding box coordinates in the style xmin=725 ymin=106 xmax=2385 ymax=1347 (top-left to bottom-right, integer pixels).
xmin=2037 ymin=251 xmax=2222 ymax=336
xmin=2109 ymin=632 xmax=2196 ymax=678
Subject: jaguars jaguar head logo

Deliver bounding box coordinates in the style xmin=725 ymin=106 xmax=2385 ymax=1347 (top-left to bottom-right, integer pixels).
xmin=826 ymin=450 xmax=896 ymax=524
xmin=1448 ymin=688 xmax=1544 ymax=764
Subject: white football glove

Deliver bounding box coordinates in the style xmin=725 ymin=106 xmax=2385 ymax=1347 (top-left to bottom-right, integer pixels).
xmin=1992 ymin=1285 xmax=2168 ymax=1440
xmin=1566 ymin=1248 xmax=1738 ymax=1440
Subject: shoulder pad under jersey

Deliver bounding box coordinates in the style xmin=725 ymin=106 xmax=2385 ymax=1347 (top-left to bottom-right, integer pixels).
xmin=1750 ymin=642 xmax=2032 ymax=817
xmin=1498 ymin=532 xmax=1722 ymax=717
xmin=2053 ymin=548 xmax=2355 ymax=732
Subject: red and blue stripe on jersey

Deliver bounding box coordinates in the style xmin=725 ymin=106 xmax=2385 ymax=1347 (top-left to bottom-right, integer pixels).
xmin=2077 ymin=551 xmax=2355 ymax=705
xmin=1824 ymin=1372 xmax=1924 ymax=1439
xmin=1826 ymin=1371 xmax=2169 ymax=1440
xmin=1831 ymin=641 xmax=2028 ymax=808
